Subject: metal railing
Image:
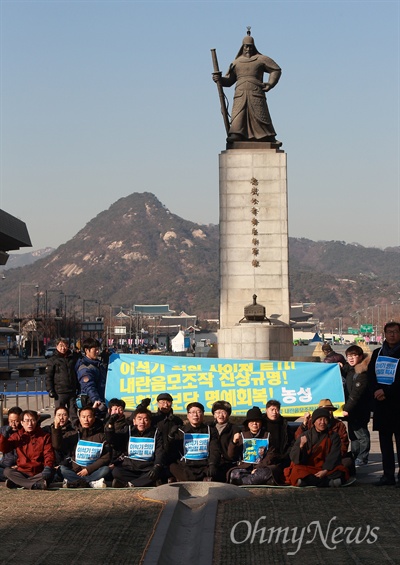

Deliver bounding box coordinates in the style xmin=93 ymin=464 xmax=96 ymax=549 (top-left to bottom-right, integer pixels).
xmin=2 ymin=376 xmax=47 ymax=412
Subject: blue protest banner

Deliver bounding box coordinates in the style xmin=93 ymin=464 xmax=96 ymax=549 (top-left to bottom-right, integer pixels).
xmin=105 ymin=354 xmax=345 ymax=417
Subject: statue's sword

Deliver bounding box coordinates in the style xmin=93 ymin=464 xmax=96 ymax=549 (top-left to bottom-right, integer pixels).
xmin=211 ymin=49 xmax=230 ymax=135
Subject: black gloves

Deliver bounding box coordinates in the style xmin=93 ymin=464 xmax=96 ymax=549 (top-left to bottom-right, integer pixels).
xmin=108 ymin=413 xmax=120 ymax=425
xmin=207 ymin=464 xmax=217 ymax=479
xmin=148 ymin=465 xmax=161 ymax=481
xmin=168 ymin=425 xmax=179 ymax=440
xmin=140 ymin=398 xmax=151 ymax=408
xmin=48 ymin=390 xmax=58 ymax=399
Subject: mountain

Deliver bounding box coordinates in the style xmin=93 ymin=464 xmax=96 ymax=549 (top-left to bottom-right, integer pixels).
xmin=0 ymin=192 xmax=399 ymax=330
xmin=0 ymin=193 xmax=219 ymax=318
xmin=0 ymin=248 xmax=54 ymax=271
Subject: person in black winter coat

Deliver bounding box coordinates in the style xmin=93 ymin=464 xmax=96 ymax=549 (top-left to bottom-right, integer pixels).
xmin=341 ymin=345 xmax=372 ymax=467
xmin=135 ymin=393 xmax=183 ymax=470
xmin=111 ymin=407 xmax=164 ymax=488
xmin=209 ymin=400 xmax=240 ymax=482
xmin=169 ymin=402 xmax=221 ymax=482
xmin=367 ymin=322 xmax=400 ymax=486
xmin=57 ymin=406 xmax=111 ymax=488
xmin=228 ymin=406 xmax=279 ymax=486
xmin=104 ymin=398 xmax=130 ymax=465
xmin=45 ymin=338 xmax=80 ymax=426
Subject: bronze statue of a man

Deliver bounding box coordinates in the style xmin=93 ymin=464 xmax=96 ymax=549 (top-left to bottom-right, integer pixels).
xmin=212 ymin=32 xmax=281 ymax=144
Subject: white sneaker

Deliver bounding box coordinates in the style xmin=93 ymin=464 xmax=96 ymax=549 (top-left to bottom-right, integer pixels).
xmin=89 ymin=478 xmax=107 ymax=489
xmin=62 ymin=479 xmax=69 ymax=489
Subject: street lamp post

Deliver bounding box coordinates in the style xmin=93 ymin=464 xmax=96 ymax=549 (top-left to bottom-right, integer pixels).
xmin=44 ymin=289 xmax=64 ymax=344
xmin=63 ymin=294 xmax=80 ymax=343
xmin=334 ymin=316 xmax=343 ymax=343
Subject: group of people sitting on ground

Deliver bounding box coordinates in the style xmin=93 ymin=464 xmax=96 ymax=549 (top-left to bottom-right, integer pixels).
xmin=2 ymin=320 xmax=400 ymax=490
xmin=0 ymin=394 xmax=359 ymax=490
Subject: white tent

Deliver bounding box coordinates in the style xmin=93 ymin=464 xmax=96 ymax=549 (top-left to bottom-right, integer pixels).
xmin=171 ymin=330 xmax=186 ymax=352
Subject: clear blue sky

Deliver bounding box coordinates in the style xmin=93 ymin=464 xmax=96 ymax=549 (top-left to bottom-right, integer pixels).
xmin=0 ymin=0 xmax=399 ymax=251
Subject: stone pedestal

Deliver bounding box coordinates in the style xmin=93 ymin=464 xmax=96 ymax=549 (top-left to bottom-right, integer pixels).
xmin=218 ymin=145 xmax=293 ymax=360
xmin=218 ymin=324 xmax=293 ymax=360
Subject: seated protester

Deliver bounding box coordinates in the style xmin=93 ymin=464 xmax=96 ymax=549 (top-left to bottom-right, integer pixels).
xmin=295 ymin=398 xmax=353 ymax=474
xmin=284 ymin=408 xmax=349 ymax=487
xmin=210 ymin=400 xmax=241 ymax=482
xmin=262 ymin=400 xmax=295 ymax=484
xmin=111 ymin=407 xmax=164 ymax=488
xmin=57 ymin=406 xmax=111 ymax=488
xmin=0 ymin=410 xmax=54 ymax=489
xmin=136 ymin=393 xmax=183 ymax=456
xmin=45 ymin=406 xmax=76 ymax=481
xmin=75 ymin=338 xmax=107 ymax=419
xmin=342 ymin=345 xmax=372 ymax=467
xmin=0 ymin=407 xmax=22 ymax=482
xmin=169 ymin=402 xmax=220 ymax=482
xmin=227 ymin=406 xmax=277 ymax=486
xmin=104 ymin=398 xmax=130 ymax=466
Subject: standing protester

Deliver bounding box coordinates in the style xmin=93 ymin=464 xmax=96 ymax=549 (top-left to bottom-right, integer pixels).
xmin=321 ymin=343 xmax=346 ymax=366
xmin=0 ymin=410 xmax=55 ymax=490
xmin=342 ymin=345 xmax=372 ymax=467
xmin=45 ymin=338 xmax=80 ymax=427
xmin=75 ymin=338 xmax=107 ymax=418
xmin=368 ymin=322 xmax=400 ymax=486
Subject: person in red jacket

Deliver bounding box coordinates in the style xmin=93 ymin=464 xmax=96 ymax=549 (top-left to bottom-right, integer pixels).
xmin=0 ymin=410 xmax=55 ymax=489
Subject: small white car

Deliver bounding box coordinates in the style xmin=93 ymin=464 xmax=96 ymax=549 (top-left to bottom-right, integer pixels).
xmin=44 ymin=347 xmax=56 ymax=359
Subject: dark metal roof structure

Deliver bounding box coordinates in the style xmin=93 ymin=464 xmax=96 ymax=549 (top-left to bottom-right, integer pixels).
xmin=0 ymin=209 xmax=32 ymax=264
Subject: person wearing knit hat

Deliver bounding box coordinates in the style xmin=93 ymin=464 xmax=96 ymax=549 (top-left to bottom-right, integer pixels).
xmin=295 ymin=399 xmax=352 ymax=477
xmin=168 ymin=402 xmax=220 ymax=483
xmin=284 ymin=407 xmax=349 ymax=488
xmin=227 ymin=406 xmax=279 ymax=486
xmin=210 ymin=401 xmax=240 ymax=482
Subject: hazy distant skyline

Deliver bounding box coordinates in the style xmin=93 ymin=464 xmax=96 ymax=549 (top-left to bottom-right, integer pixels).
xmin=1 ymin=1 xmax=399 ymax=252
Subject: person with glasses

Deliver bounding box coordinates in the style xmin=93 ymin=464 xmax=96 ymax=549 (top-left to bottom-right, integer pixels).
xmin=169 ymin=402 xmax=220 ymax=482
xmin=0 ymin=410 xmax=55 ymax=489
xmin=209 ymin=400 xmax=241 ymax=482
xmin=341 ymin=345 xmax=372 ymax=468
xmin=368 ymin=321 xmax=400 ymax=486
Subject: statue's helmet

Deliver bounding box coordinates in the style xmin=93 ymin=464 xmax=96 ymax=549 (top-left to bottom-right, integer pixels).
xmin=242 ymin=34 xmax=255 ymax=45
xmin=236 ymin=33 xmax=259 ymax=58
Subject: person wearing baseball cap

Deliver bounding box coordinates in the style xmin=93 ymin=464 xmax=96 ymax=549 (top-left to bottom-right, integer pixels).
xmin=284 ymin=407 xmax=349 ymax=488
